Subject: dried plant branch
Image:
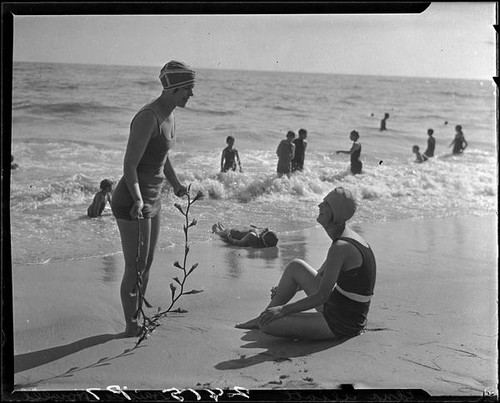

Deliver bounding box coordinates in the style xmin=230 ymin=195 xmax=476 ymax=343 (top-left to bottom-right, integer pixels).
xmin=133 ymin=184 xmax=204 ymax=346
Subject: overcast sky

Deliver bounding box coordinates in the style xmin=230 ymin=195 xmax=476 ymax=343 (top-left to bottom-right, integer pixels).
xmin=12 ymin=2 xmax=497 ymax=79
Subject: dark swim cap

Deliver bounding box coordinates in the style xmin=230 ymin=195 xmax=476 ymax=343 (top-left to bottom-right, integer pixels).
xmin=261 ymin=230 xmax=278 ymax=247
xmin=100 ymin=179 xmax=113 ymax=189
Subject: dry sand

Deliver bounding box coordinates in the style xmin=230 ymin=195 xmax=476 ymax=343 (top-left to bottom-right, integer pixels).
xmin=9 ymin=214 xmax=498 ymax=398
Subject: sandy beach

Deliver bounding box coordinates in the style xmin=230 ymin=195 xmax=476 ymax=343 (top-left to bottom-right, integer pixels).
xmin=9 ymin=214 xmax=498 ymax=398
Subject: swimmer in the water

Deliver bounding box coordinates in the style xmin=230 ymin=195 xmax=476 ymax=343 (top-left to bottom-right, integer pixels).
xmin=212 ymin=223 xmax=278 ymax=248
xmin=380 ymin=113 xmax=389 ymax=131
xmin=276 ymin=131 xmax=296 ymax=178
xmin=449 ymin=125 xmax=468 ymax=155
xmin=291 ymin=128 xmax=308 ymax=172
xmin=412 ymin=145 xmax=427 ymax=163
xmin=337 ymin=130 xmax=362 ymax=175
xmin=423 ymin=129 xmax=436 ymax=158
xmin=87 ymin=179 xmax=113 ymax=218
xmin=220 ymin=135 xmax=242 ymax=173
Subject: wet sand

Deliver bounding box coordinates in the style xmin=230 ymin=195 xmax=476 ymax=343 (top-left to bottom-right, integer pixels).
xmin=11 ymin=214 xmax=498 ymax=397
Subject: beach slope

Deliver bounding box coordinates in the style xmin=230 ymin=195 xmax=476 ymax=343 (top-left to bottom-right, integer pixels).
xmin=11 ymin=214 xmax=498 ymax=397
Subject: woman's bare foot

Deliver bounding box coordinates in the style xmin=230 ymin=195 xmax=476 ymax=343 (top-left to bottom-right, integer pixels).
xmin=235 ymin=317 xmax=260 ymax=330
xmin=124 ymin=322 xmax=141 ymax=337
xmin=212 ymin=223 xmax=219 ymax=233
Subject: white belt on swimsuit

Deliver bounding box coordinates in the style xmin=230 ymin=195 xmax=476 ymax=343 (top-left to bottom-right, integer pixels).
xmin=335 ymin=285 xmax=372 ymax=303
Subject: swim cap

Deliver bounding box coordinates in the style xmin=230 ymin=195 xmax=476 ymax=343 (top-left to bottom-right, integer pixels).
xmin=159 ymin=60 xmax=196 ymax=92
xmin=261 ymin=230 xmax=278 ymax=247
xmin=100 ymin=179 xmax=113 ymax=189
xmin=322 ymin=187 xmax=356 ymax=239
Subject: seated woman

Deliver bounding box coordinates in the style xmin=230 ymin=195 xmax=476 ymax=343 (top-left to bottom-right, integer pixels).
xmin=236 ymin=187 xmax=376 ymax=340
xmin=212 ymin=223 xmax=278 ymax=248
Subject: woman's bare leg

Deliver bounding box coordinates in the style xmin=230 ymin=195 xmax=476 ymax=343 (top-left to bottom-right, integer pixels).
xmin=140 ymin=212 xmax=161 ymax=296
xmin=268 ymin=259 xmax=321 ymax=308
xmin=212 ymin=222 xmax=227 ymax=236
xmin=236 ymin=259 xmax=321 ymax=329
xmin=260 ymin=312 xmax=336 ymax=340
xmin=116 ymin=217 xmax=152 ymax=336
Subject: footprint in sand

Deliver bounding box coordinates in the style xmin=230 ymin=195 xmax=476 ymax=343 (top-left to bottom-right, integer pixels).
xmin=284 ymin=379 xmax=318 ymax=388
xmin=262 ymin=376 xmax=317 ymax=389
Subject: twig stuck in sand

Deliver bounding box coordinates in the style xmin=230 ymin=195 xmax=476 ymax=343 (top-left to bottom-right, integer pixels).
xmin=133 ymin=184 xmax=204 ymax=346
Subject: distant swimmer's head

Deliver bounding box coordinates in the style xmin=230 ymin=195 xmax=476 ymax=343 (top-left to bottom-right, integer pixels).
xmin=384 ymin=113 xmax=390 ymax=118
xmin=318 ymin=187 xmax=356 ymax=240
xmin=350 ymin=130 xmax=360 ymax=141
xmin=100 ymin=179 xmax=113 ymax=191
xmin=427 ymin=128 xmax=434 ymax=135
xmin=261 ymin=229 xmax=279 ymax=247
xmin=159 ymin=60 xmax=196 ymax=93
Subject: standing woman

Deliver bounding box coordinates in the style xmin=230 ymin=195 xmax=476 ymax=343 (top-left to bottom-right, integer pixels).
xmin=337 ymin=130 xmax=363 ymax=175
xmin=111 ymin=60 xmax=195 ymax=336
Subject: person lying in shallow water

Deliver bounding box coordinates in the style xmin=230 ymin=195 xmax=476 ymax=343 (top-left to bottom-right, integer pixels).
xmin=212 ymin=223 xmax=278 ymax=248
xmin=236 ymin=187 xmax=376 ymax=340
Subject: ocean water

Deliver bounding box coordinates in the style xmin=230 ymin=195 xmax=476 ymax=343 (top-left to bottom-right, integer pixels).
xmin=8 ymin=62 xmax=497 ymax=266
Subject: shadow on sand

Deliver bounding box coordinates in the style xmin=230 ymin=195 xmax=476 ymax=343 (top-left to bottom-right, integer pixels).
xmin=215 ymin=330 xmax=350 ymax=370
xmin=14 ymin=332 xmax=126 ymax=374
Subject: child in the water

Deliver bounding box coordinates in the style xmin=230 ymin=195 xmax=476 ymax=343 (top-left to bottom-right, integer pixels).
xmin=87 ymin=179 xmax=113 ymax=218
xmin=412 ymin=145 xmax=428 ymax=163
xmin=212 ymin=223 xmax=278 ymax=248
xmin=221 ymin=136 xmax=242 ymax=172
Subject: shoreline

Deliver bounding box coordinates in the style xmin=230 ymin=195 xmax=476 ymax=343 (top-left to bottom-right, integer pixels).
xmin=9 ymin=213 xmax=498 ymax=396
xmin=10 ymin=212 xmax=497 ymax=268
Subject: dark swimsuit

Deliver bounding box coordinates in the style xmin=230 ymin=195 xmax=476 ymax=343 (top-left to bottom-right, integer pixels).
xmin=424 ymin=136 xmax=435 ymax=158
xmin=222 ymin=148 xmax=238 ymax=172
xmin=227 ymin=229 xmax=265 ymax=248
xmin=291 ymin=138 xmax=306 ymax=171
xmin=350 ymin=145 xmax=362 ymax=175
xmin=452 ymin=134 xmax=465 ymax=154
xmin=277 ymin=141 xmax=294 ymax=174
xmin=111 ymin=106 xmax=173 ymax=220
xmin=322 ymin=237 xmax=376 ymax=337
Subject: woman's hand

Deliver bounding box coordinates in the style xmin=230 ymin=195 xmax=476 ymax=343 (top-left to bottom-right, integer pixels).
xmin=259 ymin=305 xmax=285 ymax=327
xmin=129 ymin=200 xmax=144 ymax=220
xmin=174 ymin=184 xmax=188 ymax=197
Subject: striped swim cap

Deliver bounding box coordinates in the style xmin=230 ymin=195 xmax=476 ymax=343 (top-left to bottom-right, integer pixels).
xmin=159 ymin=60 xmax=196 ymax=92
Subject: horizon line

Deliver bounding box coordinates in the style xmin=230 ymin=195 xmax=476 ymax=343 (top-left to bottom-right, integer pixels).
xmin=12 ymin=59 xmax=493 ymax=82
